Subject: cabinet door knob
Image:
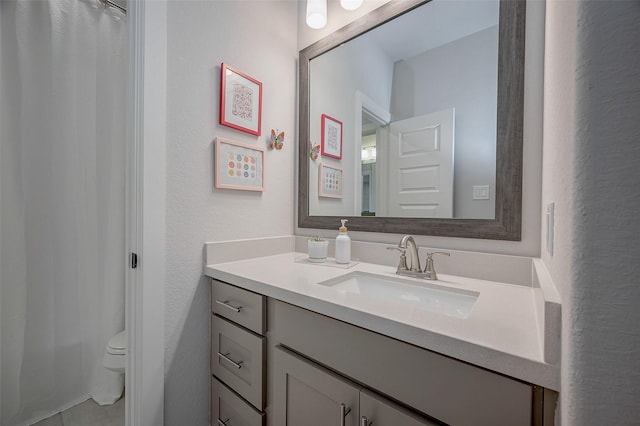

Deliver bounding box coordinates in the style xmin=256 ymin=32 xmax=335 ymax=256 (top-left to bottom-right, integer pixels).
xmin=215 ymin=299 xmax=243 ymax=313
xmin=217 ymin=351 xmax=244 ymax=369
xmin=340 ymin=403 xmax=352 ymax=426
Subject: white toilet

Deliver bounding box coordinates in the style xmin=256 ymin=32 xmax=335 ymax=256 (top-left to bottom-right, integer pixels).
xmin=103 ymin=330 xmax=126 ymax=372
xmin=95 ymin=330 xmax=126 ymax=405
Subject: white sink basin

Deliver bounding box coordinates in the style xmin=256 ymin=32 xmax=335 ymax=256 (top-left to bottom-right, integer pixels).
xmin=319 ymin=271 xmax=479 ymax=319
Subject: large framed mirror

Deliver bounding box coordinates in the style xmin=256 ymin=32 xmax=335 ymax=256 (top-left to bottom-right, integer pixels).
xmin=298 ymin=0 xmax=525 ymax=240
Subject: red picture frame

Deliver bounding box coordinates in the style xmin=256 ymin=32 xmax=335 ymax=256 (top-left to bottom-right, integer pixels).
xmin=220 ymin=63 xmax=263 ymax=136
xmin=321 ymin=114 xmax=343 ymax=159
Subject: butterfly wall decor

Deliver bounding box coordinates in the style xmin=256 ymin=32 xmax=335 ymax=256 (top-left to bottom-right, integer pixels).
xmin=309 ymin=141 xmax=320 ymax=160
xmin=269 ymin=129 xmax=284 ymax=150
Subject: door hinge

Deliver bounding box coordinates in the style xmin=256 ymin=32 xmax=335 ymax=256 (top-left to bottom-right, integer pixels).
xmin=130 ymin=252 xmax=138 ymax=269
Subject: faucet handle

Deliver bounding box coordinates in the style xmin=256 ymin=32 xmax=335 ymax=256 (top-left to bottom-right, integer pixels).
xmin=422 ymin=251 xmax=450 ymax=280
xmin=386 ymin=246 xmax=408 ymax=272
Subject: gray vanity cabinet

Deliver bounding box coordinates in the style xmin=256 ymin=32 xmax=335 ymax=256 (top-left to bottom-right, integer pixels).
xmin=270 ymin=299 xmax=537 ymax=426
xmin=209 ymin=279 xmax=557 ymax=426
xmin=273 ymin=345 xmax=437 ymax=426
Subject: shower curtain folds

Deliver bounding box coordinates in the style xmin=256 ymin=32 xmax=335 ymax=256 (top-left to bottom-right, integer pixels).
xmin=1 ymin=0 xmax=127 ymax=424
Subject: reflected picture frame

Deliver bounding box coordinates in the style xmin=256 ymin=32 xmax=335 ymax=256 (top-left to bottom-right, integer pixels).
xmin=321 ymin=114 xmax=342 ymax=159
xmin=318 ymin=163 xmax=343 ymax=198
xmin=220 ymin=63 xmax=263 ymax=136
xmin=215 ymin=137 xmax=265 ymax=191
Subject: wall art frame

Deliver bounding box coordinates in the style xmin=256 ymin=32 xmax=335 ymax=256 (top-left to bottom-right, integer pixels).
xmin=318 ymin=163 xmax=343 ymax=198
xmin=321 ymin=114 xmax=343 ymax=159
xmin=215 ymin=137 xmax=265 ymax=191
xmin=220 ymin=63 xmax=263 ymax=136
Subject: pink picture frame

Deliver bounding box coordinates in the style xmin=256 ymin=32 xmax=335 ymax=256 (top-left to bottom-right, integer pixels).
xmin=321 ymin=114 xmax=343 ymax=159
xmin=220 ymin=63 xmax=263 ymax=136
xmin=215 ymin=137 xmax=265 ymax=191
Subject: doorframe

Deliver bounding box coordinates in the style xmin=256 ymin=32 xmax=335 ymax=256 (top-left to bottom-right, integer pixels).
xmin=126 ymin=1 xmax=166 ymax=425
xmin=353 ymin=91 xmax=390 ymax=216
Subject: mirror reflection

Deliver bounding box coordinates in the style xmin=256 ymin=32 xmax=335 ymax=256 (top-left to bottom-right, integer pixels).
xmin=308 ymin=0 xmax=499 ymax=219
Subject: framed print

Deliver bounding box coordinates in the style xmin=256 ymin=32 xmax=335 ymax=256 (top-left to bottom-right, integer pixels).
xmin=220 ymin=63 xmax=263 ymax=136
xmin=321 ymin=114 xmax=342 ymax=159
xmin=215 ymin=138 xmax=265 ymax=191
xmin=318 ymin=164 xmax=343 ymax=198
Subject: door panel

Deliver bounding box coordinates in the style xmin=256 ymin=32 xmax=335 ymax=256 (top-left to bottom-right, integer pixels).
xmin=273 ymin=346 xmax=359 ymax=426
xmin=388 ymin=109 xmax=455 ymax=218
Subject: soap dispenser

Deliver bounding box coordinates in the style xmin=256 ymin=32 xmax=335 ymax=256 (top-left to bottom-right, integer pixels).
xmin=335 ymin=219 xmax=351 ymax=264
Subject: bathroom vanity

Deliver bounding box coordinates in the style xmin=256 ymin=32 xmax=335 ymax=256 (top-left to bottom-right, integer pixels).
xmin=206 ymin=249 xmax=560 ymax=426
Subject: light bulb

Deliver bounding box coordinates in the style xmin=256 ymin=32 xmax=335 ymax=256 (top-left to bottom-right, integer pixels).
xmin=340 ymin=0 xmax=363 ymax=11
xmin=306 ymin=0 xmax=327 ymax=29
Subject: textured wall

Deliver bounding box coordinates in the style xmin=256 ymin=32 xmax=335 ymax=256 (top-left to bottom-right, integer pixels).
xmin=570 ymin=1 xmax=640 ymax=424
xmin=165 ymin=1 xmax=298 ymax=424
xmin=543 ymin=0 xmax=640 ymax=424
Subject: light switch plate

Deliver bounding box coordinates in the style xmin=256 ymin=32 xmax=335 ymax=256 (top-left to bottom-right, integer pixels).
xmin=472 ymin=185 xmax=490 ymax=200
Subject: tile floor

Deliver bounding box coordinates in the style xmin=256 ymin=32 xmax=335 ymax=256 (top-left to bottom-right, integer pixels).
xmin=31 ymin=397 xmax=124 ymax=426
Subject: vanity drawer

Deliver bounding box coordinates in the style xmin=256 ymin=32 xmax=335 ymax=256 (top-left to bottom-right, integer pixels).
xmin=212 ymin=314 xmax=266 ymax=410
xmin=212 ymin=279 xmax=266 ymax=335
xmin=211 ymin=376 xmax=265 ymax=426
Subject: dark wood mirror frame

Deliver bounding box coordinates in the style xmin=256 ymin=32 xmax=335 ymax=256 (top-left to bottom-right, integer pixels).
xmin=298 ymin=0 xmax=525 ymax=240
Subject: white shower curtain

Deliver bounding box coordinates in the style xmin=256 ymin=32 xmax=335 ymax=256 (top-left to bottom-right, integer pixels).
xmin=1 ymin=0 xmax=127 ymax=424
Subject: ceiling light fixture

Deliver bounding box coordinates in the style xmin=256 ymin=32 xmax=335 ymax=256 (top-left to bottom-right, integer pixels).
xmin=306 ymin=0 xmax=327 ymax=29
xmin=340 ymin=0 xmax=363 ymax=11
xmin=306 ymin=0 xmax=363 ymax=29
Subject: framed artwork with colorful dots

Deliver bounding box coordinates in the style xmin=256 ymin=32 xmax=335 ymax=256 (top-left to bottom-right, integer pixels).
xmin=318 ymin=163 xmax=343 ymax=199
xmin=220 ymin=63 xmax=263 ymax=136
xmin=215 ymin=138 xmax=265 ymax=191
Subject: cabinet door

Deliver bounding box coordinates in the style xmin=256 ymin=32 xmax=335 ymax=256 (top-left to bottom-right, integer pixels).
xmin=360 ymin=389 xmax=439 ymax=426
xmin=273 ymin=346 xmax=360 ymax=426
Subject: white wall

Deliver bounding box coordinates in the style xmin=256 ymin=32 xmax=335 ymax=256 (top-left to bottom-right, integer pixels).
xmin=541 ymin=1 xmax=576 ymax=421
xmin=165 ymin=1 xmax=297 ymax=424
xmin=297 ymin=1 xmax=545 ymax=257
xmin=543 ymin=1 xmax=640 ymax=424
xmin=391 ymin=26 xmax=498 ymax=219
xmin=308 ymin=35 xmax=394 ymax=216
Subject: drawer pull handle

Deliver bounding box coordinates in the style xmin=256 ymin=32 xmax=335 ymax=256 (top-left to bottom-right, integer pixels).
xmin=217 ymin=418 xmax=230 ymax=426
xmin=217 ymin=351 xmax=243 ymax=369
xmin=361 ymin=416 xmax=372 ymax=426
xmin=215 ymin=299 xmax=243 ymax=313
xmin=340 ymin=403 xmax=351 ymax=426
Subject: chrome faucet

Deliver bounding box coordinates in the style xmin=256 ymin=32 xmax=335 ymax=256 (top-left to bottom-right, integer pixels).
xmin=387 ymin=235 xmax=450 ymax=280
xmin=398 ymin=235 xmax=421 ymax=272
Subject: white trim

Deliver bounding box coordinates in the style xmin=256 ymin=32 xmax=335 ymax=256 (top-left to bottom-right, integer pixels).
xmin=125 ymin=0 xmax=142 ymax=424
xmin=126 ymin=1 xmax=166 ymax=425
xmin=353 ymin=91 xmax=390 ymax=216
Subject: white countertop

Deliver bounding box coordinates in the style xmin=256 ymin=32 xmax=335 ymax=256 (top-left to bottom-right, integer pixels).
xmin=206 ymin=251 xmax=560 ymax=390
